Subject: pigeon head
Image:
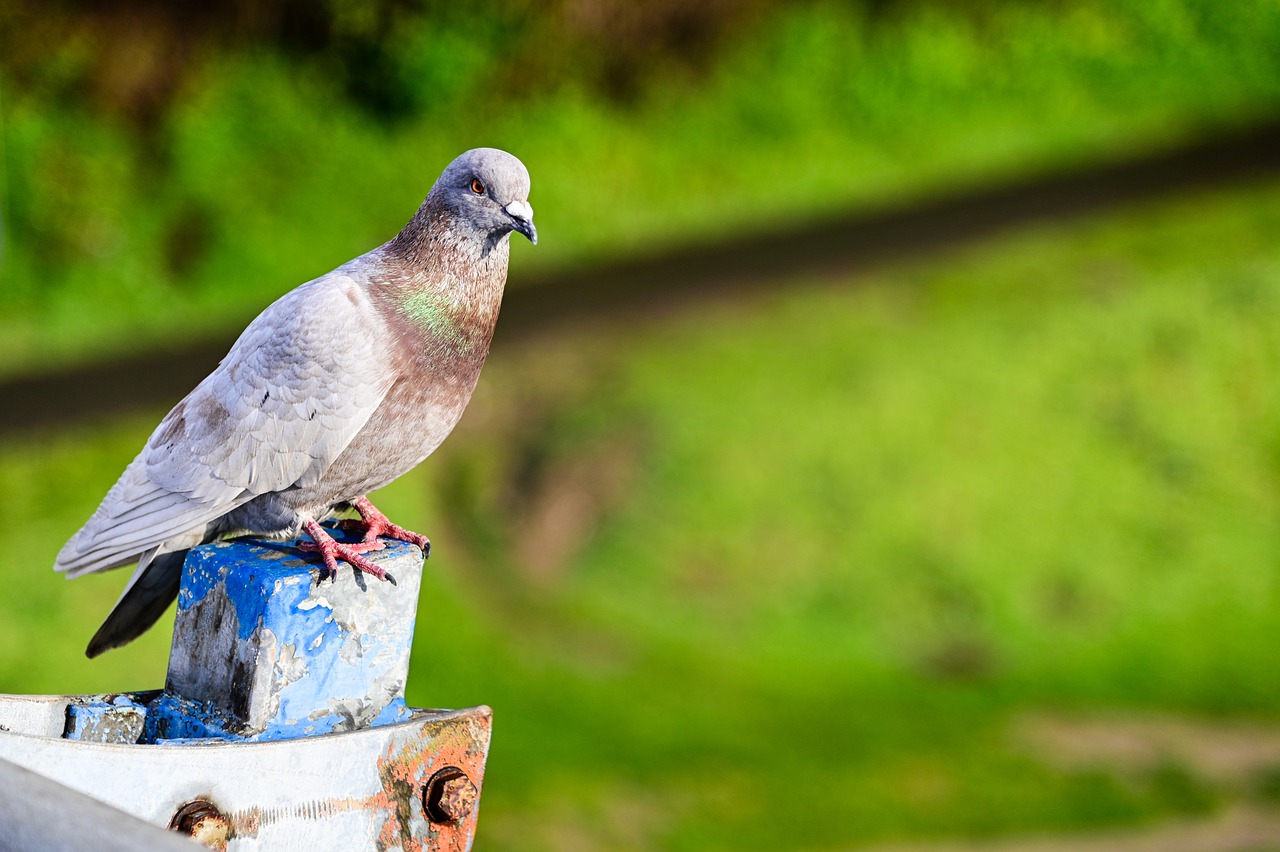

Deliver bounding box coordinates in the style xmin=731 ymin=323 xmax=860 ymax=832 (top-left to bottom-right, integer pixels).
xmin=434 ymin=148 xmax=537 ymax=246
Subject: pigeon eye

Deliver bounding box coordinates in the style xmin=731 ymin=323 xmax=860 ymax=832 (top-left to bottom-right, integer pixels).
xmin=470 ymin=178 xmax=485 ymax=195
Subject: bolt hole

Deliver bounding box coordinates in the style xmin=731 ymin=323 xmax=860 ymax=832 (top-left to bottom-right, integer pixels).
xmin=169 ymin=799 xmax=229 ymax=849
xmin=422 ymin=765 xmax=476 ymax=824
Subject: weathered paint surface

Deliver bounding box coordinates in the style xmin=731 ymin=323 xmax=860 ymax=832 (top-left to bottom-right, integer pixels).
xmin=160 ymin=526 xmax=422 ymax=741
xmin=0 ymin=697 xmax=491 ymax=851
xmin=371 ymin=708 xmax=492 ymax=851
xmin=6 ymin=523 xmax=492 ymax=847
xmin=63 ymin=693 xmax=154 ymax=744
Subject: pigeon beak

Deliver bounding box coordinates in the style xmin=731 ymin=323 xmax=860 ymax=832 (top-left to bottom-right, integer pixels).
xmin=504 ymin=201 xmax=538 ymax=245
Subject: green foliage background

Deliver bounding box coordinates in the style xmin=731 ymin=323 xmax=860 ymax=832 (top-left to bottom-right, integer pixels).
xmin=3 ymin=1 xmax=1280 ymax=848
xmin=4 ymin=0 xmax=1280 ymax=373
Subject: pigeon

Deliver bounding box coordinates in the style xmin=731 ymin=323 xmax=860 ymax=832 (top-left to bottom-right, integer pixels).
xmin=55 ymin=147 xmax=536 ymax=658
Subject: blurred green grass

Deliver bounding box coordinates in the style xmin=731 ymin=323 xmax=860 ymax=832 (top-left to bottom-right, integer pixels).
xmin=4 ymin=0 xmax=1280 ymax=376
xmin=3 ymin=175 xmax=1278 ymax=847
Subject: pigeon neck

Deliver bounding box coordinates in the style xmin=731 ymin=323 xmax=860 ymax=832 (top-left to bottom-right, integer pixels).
xmin=375 ymin=199 xmax=509 ymax=354
xmin=385 ymin=197 xmax=511 ymax=273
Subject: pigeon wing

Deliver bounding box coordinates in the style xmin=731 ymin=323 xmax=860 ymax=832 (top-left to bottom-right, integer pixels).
xmin=55 ymin=274 xmax=396 ymax=577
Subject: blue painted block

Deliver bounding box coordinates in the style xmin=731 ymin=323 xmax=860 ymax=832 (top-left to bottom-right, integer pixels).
xmin=150 ymin=525 xmax=424 ymax=742
xmin=63 ymin=693 xmax=153 ymax=744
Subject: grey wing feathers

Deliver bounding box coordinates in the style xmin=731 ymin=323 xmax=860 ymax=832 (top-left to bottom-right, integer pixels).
xmin=55 ymin=274 xmax=395 ymax=578
xmin=55 ymin=455 xmax=213 ymax=578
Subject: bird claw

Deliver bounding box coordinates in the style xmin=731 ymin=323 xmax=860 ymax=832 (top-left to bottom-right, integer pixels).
xmin=297 ymin=497 xmax=427 ymax=585
xmin=301 ymin=520 xmax=395 ymax=584
xmin=348 ymin=496 xmax=432 ymax=558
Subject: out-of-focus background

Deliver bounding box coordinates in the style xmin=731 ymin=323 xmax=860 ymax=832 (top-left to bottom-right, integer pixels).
xmin=3 ymin=1 xmax=1280 ymax=848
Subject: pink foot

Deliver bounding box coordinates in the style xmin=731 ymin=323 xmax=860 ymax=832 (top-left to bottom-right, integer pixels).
xmin=336 ymin=496 xmax=431 ymax=558
xmin=298 ymin=537 xmax=384 ymax=555
xmin=301 ymin=519 xmax=397 ymax=585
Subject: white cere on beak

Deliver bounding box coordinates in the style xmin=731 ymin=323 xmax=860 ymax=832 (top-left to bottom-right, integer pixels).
xmin=504 ymin=200 xmax=534 ymax=222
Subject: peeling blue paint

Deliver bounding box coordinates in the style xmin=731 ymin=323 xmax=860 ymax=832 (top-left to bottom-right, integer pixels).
xmin=178 ymin=535 xmax=321 ymax=642
xmin=143 ymin=693 xmax=414 ymax=744
xmin=64 ymin=693 xmax=153 ymax=744
xmin=145 ymin=523 xmax=424 ymax=744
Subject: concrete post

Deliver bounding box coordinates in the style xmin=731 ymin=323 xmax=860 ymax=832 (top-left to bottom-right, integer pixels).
xmin=150 ymin=525 xmax=424 ymax=742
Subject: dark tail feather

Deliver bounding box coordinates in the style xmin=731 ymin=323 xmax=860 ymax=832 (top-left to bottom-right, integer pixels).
xmin=85 ymin=549 xmax=188 ymax=658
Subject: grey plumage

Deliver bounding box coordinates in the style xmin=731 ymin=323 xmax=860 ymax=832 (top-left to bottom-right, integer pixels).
xmin=56 ymin=148 xmax=536 ymax=657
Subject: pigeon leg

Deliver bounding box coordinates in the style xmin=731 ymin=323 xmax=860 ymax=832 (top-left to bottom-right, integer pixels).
xmin=297 ymin=537 xmax=385 ymax=555
xmin=337 ymin=496 xmax=432 ymax=558
xmin=301 ymin=519 xmax=397 ymax=585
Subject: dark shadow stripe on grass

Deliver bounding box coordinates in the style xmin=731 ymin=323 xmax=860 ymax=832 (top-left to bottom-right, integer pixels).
xmin=4 ymin=118 xmax=1280 ymax=439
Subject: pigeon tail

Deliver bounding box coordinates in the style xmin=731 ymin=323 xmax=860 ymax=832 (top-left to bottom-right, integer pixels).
xmin=86 ymin=549 xmax=187 ymax=658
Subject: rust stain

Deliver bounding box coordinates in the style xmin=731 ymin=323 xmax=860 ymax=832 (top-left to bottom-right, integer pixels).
xmin=225 ymin=795 xmax=370 ymax=839
xmin=211 ymin=708 xmax=492 ymax=850
xmin=373 ymin=707 xmax=493 ymax=851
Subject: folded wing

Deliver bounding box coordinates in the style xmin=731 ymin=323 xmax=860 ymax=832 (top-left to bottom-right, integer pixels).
xmin=55 ymin=274 xmax=395 ymax=578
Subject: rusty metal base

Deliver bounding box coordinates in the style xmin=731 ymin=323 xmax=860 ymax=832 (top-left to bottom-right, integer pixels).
xmin=0 ymin=693 xmax=490 ymax=851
